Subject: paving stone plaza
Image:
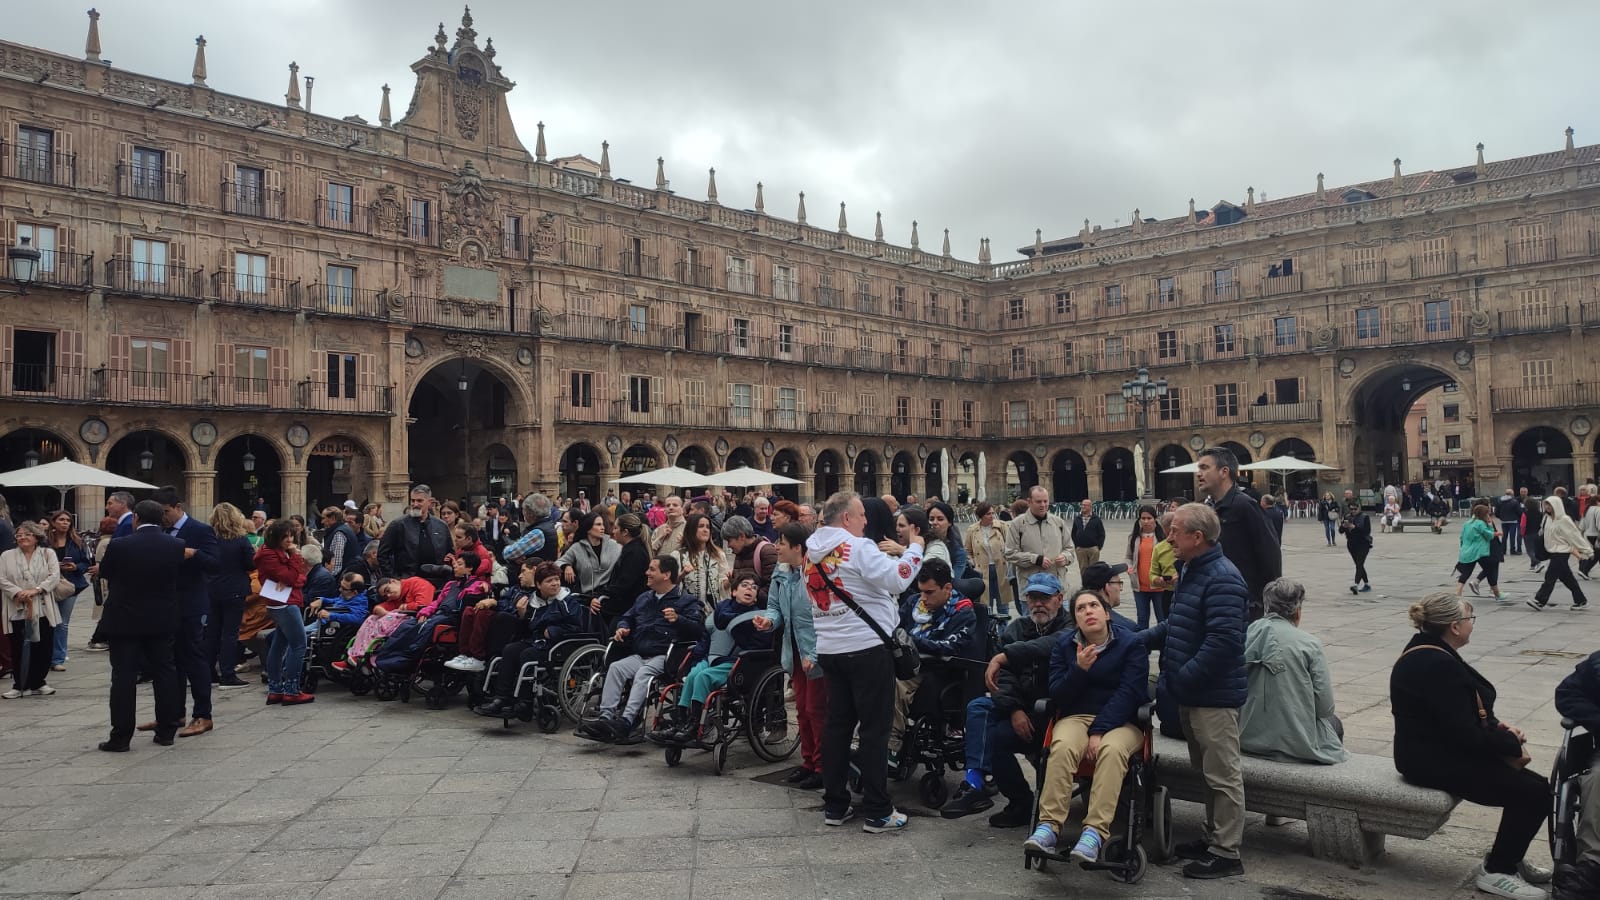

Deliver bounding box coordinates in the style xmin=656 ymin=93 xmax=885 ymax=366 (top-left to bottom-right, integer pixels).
xmin=1 ymin=518 xmax=1594 ymax=900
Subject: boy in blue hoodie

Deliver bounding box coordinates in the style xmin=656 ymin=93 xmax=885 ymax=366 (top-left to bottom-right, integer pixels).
xmin=653 ymin=572 xmax=771 ymax=744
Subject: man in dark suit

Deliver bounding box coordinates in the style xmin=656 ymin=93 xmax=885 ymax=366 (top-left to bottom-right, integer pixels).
xmin=96 ymin=500 xmax=185 ymax=750
xmin=146 ymin=485 xmax=219 ymax=738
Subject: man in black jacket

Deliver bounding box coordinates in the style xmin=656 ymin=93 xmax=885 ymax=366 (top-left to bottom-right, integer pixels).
xmin=377 ymin=484 xmax=453 ymax=588
xmin=95 ymin=500 xmax=185 ymax=750
xmin=1495 ymin=489 xmax=1525 ymax=556
xmin=1070 ymin=499 xmax=1106 ymax=576
xmin=942 ymin=573 xmax=1071 ymax=826
xmin=1554 ymin=650 xmax=1600 ymax=897
xmin=150 ymin=485 xmax=218 ymax=738
xmin=1197 ymin=447 xmax=1281 ymax=620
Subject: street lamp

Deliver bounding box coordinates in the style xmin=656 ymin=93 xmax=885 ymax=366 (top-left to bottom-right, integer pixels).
xmin=138 ymin=438 xmax=155 ymax=473
xmin=23 ymin=449 xmax=39 ymax=468
xmin=241 ymin=437 xmax=256 ymax=473
xmin=7 ymin=236 xmax=40 ymax=293
xmin=1537 ymin=438 xmax=1548 ymax=456
xmin=1120 ymin=366 xmax=1168 ymax=500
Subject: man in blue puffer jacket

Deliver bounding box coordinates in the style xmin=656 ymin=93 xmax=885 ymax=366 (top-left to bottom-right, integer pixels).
xmin=1143 ymin=503 xmax=1249 ymax=880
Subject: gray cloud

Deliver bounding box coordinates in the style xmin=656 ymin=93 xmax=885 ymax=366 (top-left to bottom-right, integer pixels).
xmin=14 ymin=0 xmax=1597 ymax=259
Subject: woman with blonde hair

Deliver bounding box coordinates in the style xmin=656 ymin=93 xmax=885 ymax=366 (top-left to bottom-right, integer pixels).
xmin=0 ymin=521 xmax=61 ymax=698
xmin=207 ymin=503 xmax=257 ymax=687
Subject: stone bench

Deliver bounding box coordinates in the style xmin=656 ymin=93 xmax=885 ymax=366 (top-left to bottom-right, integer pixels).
xmin=1390 ymin=518 xmax=1447 ymax=534
xmin=1153 ymin=734 xmax=1458 ymax=868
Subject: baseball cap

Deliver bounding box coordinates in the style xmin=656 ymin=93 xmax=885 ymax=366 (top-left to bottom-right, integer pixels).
xmin=343 ymin=500 xmax=359 ymax=510
xmin=1023 ymin=573 xmax=1062 ymax=597
xmin=1081 ymin=561 xmax=1128 ymax=591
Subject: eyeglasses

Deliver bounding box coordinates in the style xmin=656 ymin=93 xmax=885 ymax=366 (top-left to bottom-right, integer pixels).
xmin=1456 ymin=615 xmax=1477 ymax=623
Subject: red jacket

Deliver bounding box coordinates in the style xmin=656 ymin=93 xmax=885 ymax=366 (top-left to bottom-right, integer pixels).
xmin=253 ymin=546 xmax=308 ymax=607
xmin=392 ymin=576 xmax=435 ymax=612
xmin=445 ymin=541 xmax=494 ymax=579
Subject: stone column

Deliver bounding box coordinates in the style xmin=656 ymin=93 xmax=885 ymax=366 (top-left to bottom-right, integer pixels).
xmin=281 ymin=469 xmax=308 ymax=522
xmin=1470 ymin=339 xmax=1504 ymax=496
xmin=183 ymin=470 xmax=216 ymax=511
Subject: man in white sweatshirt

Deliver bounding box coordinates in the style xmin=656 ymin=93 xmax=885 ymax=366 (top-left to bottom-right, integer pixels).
xmin=806 ymin=491 xmax=925 ymax=833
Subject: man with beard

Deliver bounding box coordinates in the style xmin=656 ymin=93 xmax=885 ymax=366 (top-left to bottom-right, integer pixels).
xmin=941 ymin=573 xmax=1072 ymax=826
xmin=377 ymin=484 xmax=453 ymax=589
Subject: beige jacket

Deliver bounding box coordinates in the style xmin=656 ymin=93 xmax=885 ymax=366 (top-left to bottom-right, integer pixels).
xmin=1002 ymin=512 xmax=1073 ymax=583
xmin=964 ymin=520 xmax=1015 ymax=609
xmin=0 ymin=546 xmax=62 ymax=634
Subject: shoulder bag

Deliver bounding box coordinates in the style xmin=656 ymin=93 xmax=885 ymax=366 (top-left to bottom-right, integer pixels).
xmin=811 ymin=561 xmax=920 ymax=679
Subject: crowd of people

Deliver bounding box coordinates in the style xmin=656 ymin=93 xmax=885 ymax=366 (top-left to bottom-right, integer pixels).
xmin=3 ymin=447 xmax=1597 ymax=898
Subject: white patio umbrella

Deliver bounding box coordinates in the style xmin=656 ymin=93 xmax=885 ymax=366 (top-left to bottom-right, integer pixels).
xmin=611 ymin=465 xmax=710 ymax=489
xmin=702 ymin=467 xmax=803 ymax=488
xmin=1160 ymin=461 xmax=1202 ymax=474
xmin=1238 ymin=455 xmax=1336 ymax=477
xmin=0 ymin=458 xmax=157 ymax=509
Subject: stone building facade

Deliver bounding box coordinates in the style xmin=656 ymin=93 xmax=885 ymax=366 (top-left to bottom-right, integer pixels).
xmin=1 ymin=10 xmax=1597 ymax=522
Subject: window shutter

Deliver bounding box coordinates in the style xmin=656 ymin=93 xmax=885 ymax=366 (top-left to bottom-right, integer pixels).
xmin=0 ymin=325 xmax=11 ymax=370
xmin=166 ymin=150 xmax=184 ymax=203
xmin=265 ymin=168 xmax=284 ymax=217
xmin=726 ymin=381 xmax=735 ymax=411
xmin=651 ymin=376 xmax=663 ymax=410
xmin=359 ymin=353 xmax=376 ymax=411
xmin=224 ymin=160 xmax=237 ymax=205
xmin=1267 ymin=379 xmax=1276 ymax=404
xmin=1298 ymin=376 xmax=1307 ymax=406
xmin=214 ymin=342 xmax=234 ymax=405
xmin=108 ymin=334 xmax=130 ymax=401
xmin=796 ymin=387 xmax=806 ymax=418
xmin=1095 ymin=393 xmax=1106 ymax=420
xmin=116 ymin=141 xmax=130 ymax=189
xmin=269 ymin=347 xmax=290 ymax=408
xmin=268 ymin=253 xmax=288 ymax=306
xmin=58 ymin=329 xmax=84 ymax=377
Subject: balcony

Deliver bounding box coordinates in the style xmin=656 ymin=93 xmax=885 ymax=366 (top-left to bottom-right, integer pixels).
xmin=814 ymin=286 xmax=842 ymax=309
xmin=771 ymin=279 xmax=800 ymax=302
xmin=222 ymin=182 xmax=285 ymax=220
xmin=1497 ymin=306 xmax=1569 ymax=335
xmin=1259 ymin=325 xmax=1304 ymax=356
xmin=727 ymin=272 xmax=760 ymax=295
xmin=1492 ymin=383 xmax=1600 ymax=412
xmin=1147 ymin=287 xmax=1183 ymax=310
xmin=1342 ymin=261 xmax=1387 ymax=286
xmin=0 ymin=364 xmax=392 ymax=415
xmin=676 ymin=261 xmax=713 ymax=288
xmin=117 ymin=164 xmax=186 ymax=205
xmin=618 ymin=252 xmax=659 ymax=278
xmin=105 ymin=258 xmax=203 ymax=301
xmin=1410 ymin=251 xmax=1458 ymax=278
xmin=556 ymin=313 xmax=683 ymax=350
xmin=309 ymin=282 xmax=386 ymax=319
xmin=210 ymin=271 xmax=302 ymax=311
xmin=925 ymin=306 xmax=951 ymax=326
xmin=1247 ymin=400 xmax=1321 ymax=424
xmin=409 ymin=296 xmax=510 ymax=332
xmin=991 ymin=415 xmax=1101 ymax=440
xmin=1 ymin=141 xmax=76 ymax=188
xmin=1258 ymin=271 xmax=1303 ymax=297
xmin=316 ymin=198 xmax=370 ymax=233
xmin=405 ymin=215 xmax=439 ymax=247
xmin=854 ymin=291 xmax=880 ymax=315
xmin=1506 ymin=238 xmax=1557 ymax=266
xmin=555 ymin=394 xmax=608 ymax=424
xmin=1202 ymin=283 xmax=1238 ymax=303
xmin=1584 ymin=302 xmax=1600 ymax=328
xmin=561 ymin=241 xmax=602 ymax=269
xmin=2 ymin=250 xmax=93 ymax=288
xmin=1338 ymin=309 xmax=1465 ymax=347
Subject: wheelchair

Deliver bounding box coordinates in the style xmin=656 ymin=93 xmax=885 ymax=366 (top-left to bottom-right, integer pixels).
xmin=369 ymin=622 xmax=472 ymax=709
xmin=299 ymin=614 xmax=351 ymax=695
xmin=572 ymin=638 xmax=697 ymax=739
xmin=653 ymin=650 xmax=800 ymax=775
xmin=1022 ymin=702 xmax=1172 ymax=885
xmin=477 ymin=606 xmax=608 ymax=732
xmin=1550 ymin=717 xmax=1596 ymax=887
xmin=871 ymin=656 xmax=975 ymax=807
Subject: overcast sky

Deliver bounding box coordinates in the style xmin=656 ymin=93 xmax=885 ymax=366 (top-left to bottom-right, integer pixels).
xmin=13 ymin=1 xmax=1597 ymax=260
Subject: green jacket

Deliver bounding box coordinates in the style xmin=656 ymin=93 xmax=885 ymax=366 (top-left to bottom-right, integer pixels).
xmin=1239 ymin=614 xmax=1347 ymax=765
xmin=1457 ymin=518 xmax=1495 ymax=565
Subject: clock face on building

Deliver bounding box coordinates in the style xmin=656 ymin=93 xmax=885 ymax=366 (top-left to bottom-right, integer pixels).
xmin=190 ymin=422 xmax=217 ymax=446
xmin=1453 ymin=348 xmax=1473 ymax=367
xmin=79 ymin=418 xmax=109 ymax=445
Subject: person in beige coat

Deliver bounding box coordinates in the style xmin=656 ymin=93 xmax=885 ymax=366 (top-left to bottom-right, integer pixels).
xmin=965 ymin=501 xmax=1016 ymax=617
xmin=1002 ymin=486 xmax=1073 ymax=587
xmin=1 ymin=521 xmax=62 ymax=698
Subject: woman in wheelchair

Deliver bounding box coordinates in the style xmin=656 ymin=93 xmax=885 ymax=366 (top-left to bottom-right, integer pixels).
xmin=1025 ymin=588 xmax=1148 ymax=866
xmin=474 ymin=563 xmax=584 ymax=719
xmin=888 ymin=558 xmax=976 ymax=766
xmin=652 ymin=572 xmax=768 ymax=744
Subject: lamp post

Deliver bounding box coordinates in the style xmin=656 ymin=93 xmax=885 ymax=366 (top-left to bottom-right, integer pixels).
xmin=1121 ymin=366 xmax=1168 ymax=500
xmin=7 ymin=236 xmax=40 ymax=294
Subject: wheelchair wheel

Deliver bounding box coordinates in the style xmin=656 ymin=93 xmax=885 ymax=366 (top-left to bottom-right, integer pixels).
xmin=1101 ymin=837 xmax=1147 ymax=885
xmin=745 ymin=667 xmax=800 ymax=762
xmin=711 ymin=738 xmax=729 ymax=776
xmin=919 ymin=771 xmax=948 ymax=808
xmin=348 ymin=672 xmax=372 ymax=696
xmin=372 ymin=677 xmax=398 ymax=701
xmin=665 ymin=746 xmax=683 ymax=768
xmin=536 ymin=706 xmax=561 ymax=734
xmin=425 ymin=685 xmax=453 ymax=710
xmin=558 ymin=644 xmax=606 ymax=722
xmin=1148 ymin=786 xmax=1173 ymax=862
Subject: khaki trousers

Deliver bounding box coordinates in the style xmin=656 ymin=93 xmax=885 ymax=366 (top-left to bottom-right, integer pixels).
xmin=889 ymin=673 xmax=923 ymax=754
xmin=1074 ymin=547 xmax=1101 ymax=580
xmin=1036 ymin=714 xmax=1144 ymax=838
xmin=1180 ymin=705 xmax=1245 ymax=859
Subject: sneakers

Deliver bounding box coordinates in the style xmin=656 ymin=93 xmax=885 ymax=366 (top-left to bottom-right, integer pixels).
xmin=797 ymin=770 xmax=824 ymax=790
xmin=1467 ymin=579 xmax=1481 ymax=596
xmin=823 ymin=806 xmax=857 ymax=827
xmin=28 ymin=686 xmax=55 ymax=696
xmin=1359 ymin=583 xmax=1372 ymax=593
xmin=1 ymin=689 xmax=21 ymax=699
xmin=217 ymin=677 xmax=250 ymax=688
xmin=1068 ymin=828 xmax=1103 ymax=864
xmin=1350 ymin=584 xmax=1359 ymax=595
xmin=1518 ymin=860 xmax=1554 ymax=885
xmin=1527 ymin=599 xmax=1547 ymax=612
xmin=783 ymin=766 xmax=811 ymax=784
xmin=443 ymin=655 xmax=485 ymax=672
xmin=1183 ymin=852 xmax=1244 ymax=879
xmin=862 ymin=810 xmax=908 ymax=833
xmin=1573 ymin=603 xmax=1590 ymax=612
xmin=1023 ymin=824 xmax=1057 ymax=854
xmin=85 ymin=641 xmax=109 ymax=652
xmin=939 ymin=781 xmax=995 ymax=819
xmin=988 ymin=802 xmax=1031 ymax=829
xmin=1474 ymin=863 xmax=1549 ymax=899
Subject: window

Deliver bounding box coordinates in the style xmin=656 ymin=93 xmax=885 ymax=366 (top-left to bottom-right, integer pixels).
xmin=1521 ymin=359 xmax=1554 ymax=391
xmin=1055 ymin=397 xmax=1077 ymax=426
xmin=504 ymin=215 xmax=523 ymax=253
xmin=131 ymin=238 xmax=168 ymax=284
xmin=959 ymin=295 xmax=972 ymax=324
xmin=628 ymin=375 xmax=654 ymax=413
xmin=1011 ymin=346 xmax=1027 ymax=373
xmin=1273 ymin=377 xmax=1301 ymax=404
xmin=129 ymin=337 xmax=169 ymax=388
xmin=1008 ymin=400 xmax=1028 ymax=430
xmin=1054 ymin=291 xmax=1072 ymax=315
xmin=234 ymin=165 xmax=265 ymax=216
xmin=326 ymin=352 xmax=357 ymax=399
xmin=684 ymin=379 xmax=705 ymax=408
xmin=961 ymin=400 xmax=975 ymax=429
xmin=1213 ymin=324 xmax=1236 ymax=353
xmin=11 ymin=329 xmax=55 ymax=392
xmin=1061 ymin=342 xmax=1073 ymax=368
xmin=1352 ymin=246 xmax=1379 ymax=277
xmin=896 ymin=338 xmax=909 ymax=367
xmin=929 ymin=341 xmax=941 ymax=360
xmin=568 ymin=371 xmax=593 ymax=408
xmin=1443 ymin=404 xmax=1460 ymax=422
xmin=408 ymin=199 xmax=431 ymax=240
xmin=628 ymin=304 xmax=648 ymax=334
xmin=1104 ymin=336 xmax=1124 ymax=365
xmin=1214 ymin=383 xmax=1239 ymax=418
xmin=16 ymin=224 xmax=55 ymax=274
xmin=730 ymin=384 xmax=752 ymax=419
xmin=326 ymin=182 xmax=354 ymax=225
xmin=1419 ymin=416 xmax=1429 ymax=434
xmin=1424 ymin=299 xmax=1452 ymax=333
xmin=1156 ymin=330 xmax=1178 ymax=360
xmin=233 ymin=346 xmax=268 ymax=395
xmin=1008 ymin=296 xmax=1025 ymax=322
xmin=1105 ymin=393 xmax=1127 ymax=425
xmin=1267 ymin=257 xmax=1295 ymax=278
xmin=778 ymin=324 xmax=794 ymax=355
xmin=15 ymin=126 xmax=53 ymax=183
xmin=1518 ymin=286 xmax=1552 ymax=316
xmin=777 ymin=387 xmax=799 ymax=426
xmin=1211 ymin=268 xmax=1233 ymax=298
xmin=727 ymin=256 xmax=753 ymax=293
xmin=731 ymin=317 xmax=750 ymax=351
xmin=1273 ymin=316 xmax=1297 ymax=347
xmin=819 ymin=324 xmax=835 ymax=347
xmin=1443 ymin=381 xmax=1459 ymax=393
xmin=1158 ymin=393 xmax=1181 ymax=422
xmin=1445 ymin=434 xmax=1462 ymax=453
xmin=234 ymin=252 xmax=267 ymax=296
xmin=130 ymin=146 xmax=165 ymax=200
xmin=1156 ymin=276 xmax=1176 ymax=303
xmin=820 ymin=390 xmax=838 ymax=414
xmin=929 ymin=398 xmax=943 ymax=428
xmin=1420 ymin=440 xmax=1430 ymax=457
xmin=1103 ymin=284 xmax=1123 ymax=308
xmin=895 ymin=396 xmax=910 ymax=427
xmin=858 ymin=392 xmax=876 ymax=416
xmin=1355 ymin=307 xmax=1380 ymax=339
xmin=893 ymin=285 xmax=906 ymax=313
xmin=325 ymin=264 xmax=355 ymax=309
xmin=926 ymin=291 xmax=940 ymax=319
xmin=773 ymin=264 xmax=796 ymax=301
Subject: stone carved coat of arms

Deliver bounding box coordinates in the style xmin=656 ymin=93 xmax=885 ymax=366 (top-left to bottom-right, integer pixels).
xmin=440 ymin=161 xmax=502 ymax=256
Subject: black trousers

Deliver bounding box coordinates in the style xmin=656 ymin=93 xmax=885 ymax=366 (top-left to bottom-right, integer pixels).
xmin=491 ymin=638 xmax=549 ymax=699
xmin=205 ymin=591 xmax=246 ymax=680
xmin=1348 ymin=545 xmax=1370 ymax=585
xmin=483 ymin=612 xmax=526 ymax=664
xmin=108 ymin=633 xmax=183 ymax=741
xmin=7 ymin=619 xmax=54 ymax=691
xmin=1407 ymin=761 xmax=1548 ymax=874
xmin=1535 ymin=555 xmax=1587 ymax=607
xmin=819 ymin=644 xmax=896 ymax=820
xmin=172 ymin=613 xmax=212 ymax=719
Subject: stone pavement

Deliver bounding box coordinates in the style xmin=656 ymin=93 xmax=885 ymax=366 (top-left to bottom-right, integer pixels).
xmin=0 ymin=518 xmax=1594 ymax=899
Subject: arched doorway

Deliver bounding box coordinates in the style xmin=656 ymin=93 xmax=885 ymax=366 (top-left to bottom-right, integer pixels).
xmin=1051 ymin=450 xmax=1088 ymax=503
xmin=621 ymin=444 xmax=661 ymax=477
xmin=1101 ymin=447 xmax=1136 ymax=501
xmin=0 ymin=427 xmax=76 ymax=521
xmin=1217 ymin=441 xmax=1255 ymax=490
xmin=106 ymin=429 xmax=186 ymax=506
xmin=1267 ymin=438 xmax=1319 ymax=501
xmin=216 ymin=434 xmax=282 ymax=516
xmin=727 ymin=446 xmax=759 ymax=474
xmin=307 ymin=434 xmax=373 ymax=512
xmin=1512 ymin=427 xmax=1574 ymax=496
xmin=1154 ymin=444 xmax=1193 ymax=503
xmin=408 ymin=357 xmax=524 ymax=505
xmin=1347 ymin=363 xmax=1459 ymax=491
xmin=853 ymin=450 xmax=880 ymax=497
xmin=924 ymin=451 xmax=946 ymax=502
xmin=955 ymin=452 xmax=980 ymax=505
xmin=1004 ymin=451 xmax=1037 ymax=502
xmin=560 ymin=443 xmax=601 ymax=501
xmin=675 ymin=445 xmax=712 ymax=476
xmin=889 ymin=451 xmax=915 ymax=502
xmin=771 ymin=448 xmax=803 ymax=502
xmin=814 ymin=450 xmax=843 ymax=500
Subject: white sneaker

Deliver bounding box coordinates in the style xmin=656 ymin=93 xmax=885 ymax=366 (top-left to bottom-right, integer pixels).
xmin=458 ymin=657 xmax=485 ymax=672
xmin=442 ymin=655 xmax=476 ymax=672
xmin=1474 ymin=864 xmax=1549 ymax=899
xmin=29 ymin=686 xmax=55 ymax=696
xmin=0 ymin=689 xmax=20 ymax=699
xmin=1518 ymin=860 xmax=1554 ymax=885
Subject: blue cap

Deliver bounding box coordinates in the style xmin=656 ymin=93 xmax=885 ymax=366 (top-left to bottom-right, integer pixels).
xmin=1023 ymin=572 xmax=1062 ymax=596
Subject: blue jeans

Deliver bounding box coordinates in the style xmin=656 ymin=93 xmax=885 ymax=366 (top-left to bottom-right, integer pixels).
xmin=1133 ymin=590 xmax=1166 ymax=630
xmin=962 ymin=696 xmax=1035 ymax=805
xmin=265 ymin=605 xmax=307 ymax=694
xmin=1503 ymin=521 xmax=1522 ymax=555
xmin=1322 ymin=519 xmax=1337 ymax=545
xmin=51 ymin=588 xmax=82 ymax=666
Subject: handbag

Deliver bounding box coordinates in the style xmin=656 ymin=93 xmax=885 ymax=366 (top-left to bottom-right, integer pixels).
xmin=811 ymin=562 xmax=920 ymax=679
xmin=1400 ymin=644 xmax=1529 ymax=768
xmin=52 ymin=579 xmax=76 ymax=601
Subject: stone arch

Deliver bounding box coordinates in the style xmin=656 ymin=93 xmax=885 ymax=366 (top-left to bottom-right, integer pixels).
xmin=675 ymin=444 xmax=714 ymax=475
xmin=1343 ymin=361 xmax=1462 ymax=489
xmin=0 ymin=426 xmax=82 ymax=521
xmin=404 ymin=352 xmax=535 ymax=424
xmin=1051 ymin=449 xmax=1088 ymax=503
xmin=814 ymin=449 xmax=845 ymax=500
xmin=1509 ymin=427 xmax=1574 ymax=496
xmin=726 ymin=446 xmax=760 ymax=472
xmin=771 ymin=447 xmax=804 ymax=502
xmin=407 ymin=353 xmax=533 ymax=501
xmin=1004 ymin=451 xmax=1037 ymax=502
xmin=1154 ymin=444 xmax=1193 ymax=503
xmin=559 ymin=442 xmax=603 ymax=501
xmin=107 ymin=422 xmax=197 ymax=472
xmin=889 ymin=450 xmax=916 ymax=502
xmin=620 ymin=442 xmax=663 ymax=477
xmin=853 ymin=448 xmax=882 ymax=497
xmin=1100 ymin=446 xmax=1137 ymax=501
xmin=1265 ymin=437 xmax=1319 ymax=500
